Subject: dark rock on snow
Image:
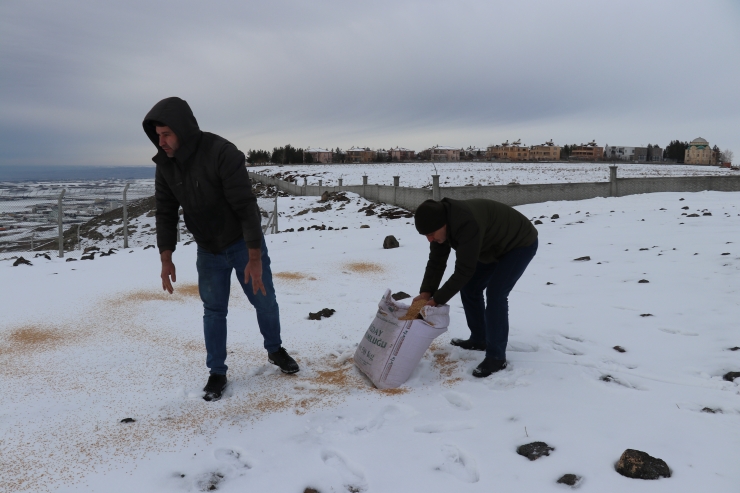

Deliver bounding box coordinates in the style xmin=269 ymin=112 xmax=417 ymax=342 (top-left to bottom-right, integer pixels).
xmin=613 ymin=346 xmax=626 ymax=353
xmin=573 ymin=256 xmax=591 ymax=261
xmin=383 ymin=235 xmax=400 ymax=249
xmin=729 ymin=347 xmax=740 ymax=351
xmin=638 ymin=279 xmax=649 ymax=283
xmin=551 ymin=214 xmax=559 ymax=219
xmin=120 ymin=418 xmax=136 ymax=423
xmin=84 ymin=246 xmax=100 ymax=253
xmin=308 ymin=308 xmax=336 ymax=320
xmin=640 ymin=313 xmax=653 ymax=317
xmin=13 ymin=257 xmax=32 ymax=266
xmin=557 ymin=474 xmax=581 ymax=486
xmin=391 ymin=291 xmax=411 ymax=301
xmin=723 ymin=371 xmax=740 ymax=382
xmin=144 ymin=245 xmax=155 ymax=250
xmin=615 ymin=449 xmax=671 ymax=480
xmin=701 ymin=407 xmax=721 ymax=413
xmin=66 ymin=257 xmax=77 ymax=262
xmin=516 ymin=441 xmax=554 ymax=461
xmin=360 ymin=225 xmax=370 ymax=229
xmin=534 ymin=220 xmax=543 ymax=225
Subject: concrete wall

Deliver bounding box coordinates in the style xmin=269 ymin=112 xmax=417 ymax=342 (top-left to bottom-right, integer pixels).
xmin=248 ymin=170 xmax=740 ymax=212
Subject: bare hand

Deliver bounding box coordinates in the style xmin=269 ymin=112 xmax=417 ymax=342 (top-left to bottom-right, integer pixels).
xmin=413 ymin=292 xmax=436 ymax=307
xmin=245 ymin=248 xmax=266 ymax=295
xmin=160 ymin=250 xmax=176 ymax=294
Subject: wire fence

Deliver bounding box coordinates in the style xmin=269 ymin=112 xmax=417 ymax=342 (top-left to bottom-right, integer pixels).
xmin=0 ymin=181 xmax=155 ymax=254
xmin=0 ymin=180 xmax=279 ymax=255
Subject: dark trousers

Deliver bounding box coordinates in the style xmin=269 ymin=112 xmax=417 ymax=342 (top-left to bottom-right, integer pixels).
xmin=196 ymin=237 xmax=282 ymax=375
xmin=459 ymin=239 xmax=538 ymax=360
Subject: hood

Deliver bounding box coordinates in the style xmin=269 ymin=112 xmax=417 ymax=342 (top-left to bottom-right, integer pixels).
xmin=143 ymin=97 xmax=202 ymax=162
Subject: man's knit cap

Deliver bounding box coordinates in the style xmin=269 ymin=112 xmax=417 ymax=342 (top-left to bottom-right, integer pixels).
xmin=414 ymin=199 xmax=447 ymax=234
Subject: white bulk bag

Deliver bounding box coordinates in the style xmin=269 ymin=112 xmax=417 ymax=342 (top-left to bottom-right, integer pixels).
xmin=354 ymin=289 xmax=450 ymax=389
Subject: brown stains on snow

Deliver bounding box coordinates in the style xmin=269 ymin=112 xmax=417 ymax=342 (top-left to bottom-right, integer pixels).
xmin=275 ymin=271 xmax=309 ymax=281
xmin=344 ymin=261 xmax=384 ymax=274
xmin=0 ymin=325 xmax=67 ymax=356
xmin=177 ymin=283 xmax=200 ymax=298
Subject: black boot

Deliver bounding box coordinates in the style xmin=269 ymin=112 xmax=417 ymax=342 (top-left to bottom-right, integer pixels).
xmin=203 ymin=374 xmax=227 ymax=401
xmin=472 ymin=358 xmax=507 ymax=378
xmin=450 ymin=338 xmax=486 ymax=351
xmin=268 ymin=347 xmax=300 ymax=374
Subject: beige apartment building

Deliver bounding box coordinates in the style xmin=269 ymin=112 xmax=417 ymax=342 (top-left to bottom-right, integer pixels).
xmin=420 ymin=145 xmax=460 ymax=161
xmin=684 ymin=137 xmax=716 ymax=165
xmin=529 ymin=143 xmax=561 ymax=161
xmin=486 ymin=142 xmax=530 ymax=161
xmin=570 ymin=143 xmax=604 ymax=161
xmin=346 ymin=147 xmax=375 ymax=163
xmin=390 ymin=146 xmax=415 ymax=161
xmin=305 ymin=147 xmax=333 ymax=164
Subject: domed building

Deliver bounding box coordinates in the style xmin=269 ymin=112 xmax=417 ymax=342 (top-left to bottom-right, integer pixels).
xmin=685 ymin=137 xmax=716 ymax=165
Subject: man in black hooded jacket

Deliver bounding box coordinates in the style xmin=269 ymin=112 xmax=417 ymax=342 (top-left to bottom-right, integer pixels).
xmin=143 ymin=97 xmax=298 ymax=401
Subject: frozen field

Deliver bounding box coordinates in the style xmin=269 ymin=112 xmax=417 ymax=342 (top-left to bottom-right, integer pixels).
xmin=250 ymin=162 xmax=737 ymax=187
xmin=1 ymin=190 xmax=740 ymax=492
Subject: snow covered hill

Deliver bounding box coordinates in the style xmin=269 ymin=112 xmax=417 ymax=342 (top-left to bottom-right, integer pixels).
xmin=1 ymin=191 xmax=739 ymax=492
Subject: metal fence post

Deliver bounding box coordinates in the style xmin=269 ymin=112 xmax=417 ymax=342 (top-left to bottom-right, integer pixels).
xmin=77 ymin=224 xmax=81 ymax=250
xmin=273 ymin=195 xmax=278 ymax=234
xmin=432 ymin=175 xmax=440 ymax=201
xmin=58 ymin=189 xmax=66 ymax=258
xmin=177 ymin=215 xmax=181 ymax=243
xmin=122 ymin=183 xmax=130 ymax=248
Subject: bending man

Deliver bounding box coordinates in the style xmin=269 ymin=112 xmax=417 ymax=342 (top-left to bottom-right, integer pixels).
xmin=413 ymin=198 xmax=538 ymax=377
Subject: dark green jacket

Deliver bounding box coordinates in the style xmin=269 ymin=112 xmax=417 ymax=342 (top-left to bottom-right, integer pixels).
xmin=420 ymin=198 xmax=538 ymax=305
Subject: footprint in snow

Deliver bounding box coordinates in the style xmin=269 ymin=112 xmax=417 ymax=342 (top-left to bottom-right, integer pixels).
xmin=214 ymin=448 xmax=251 ymax=470
xmin=414 ymin=421 xmax=477 ymax=433
xmin=443 ymin=390 xmax=473 ymax=410
xmin=482 ymin=366 xmax=533 ymax=391
xmin=435 ymin=444 xmax=480 ymax=483
xmin=321 ymin=449 xmax=368 ymax=492
xmin=551 ymin=342 xmax=584 ymax=356
xmin=352 ymin=403 xmax=418 ymax=434
xmin=507 ymin=341 xmax=539 ymax=353
xmin=658 ymin=327 xmax=699 ymax=337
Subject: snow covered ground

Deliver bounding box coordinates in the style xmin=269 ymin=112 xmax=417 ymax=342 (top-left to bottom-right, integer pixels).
xmin=249 ymin=162 xmax=738 ymax=187
xmin=2 ymin=190 xmax=740 ymax=492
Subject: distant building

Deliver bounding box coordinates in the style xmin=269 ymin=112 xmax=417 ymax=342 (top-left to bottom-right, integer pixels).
xmin=570 ymin=142 xmax=604 ymax=161
xmin=346 ymin=147 xmax=375 ymax=164
xmin=604 ymin=144 xmax=663 ymax=162
xmin=305 ymin=147 xmax=333 ymax=164
xmin=647 ymin=144 xmax=663 ymax=162
xmin=390 ymin=147 xmax=415 ymax=161
xmin=529 ymin=141 xmax=561 ymax=161
xmin=463 ymin=146 xmax=487 ymax=161
xmin=486 ymin=140 xmax=529 ymax=161
xmin=684 ymin=137 xmax=715 ymax=165
xmin=420 ymin=145 xmax=460 ymax=161
xmin=604 ymin=146 xmax=635 ymax=161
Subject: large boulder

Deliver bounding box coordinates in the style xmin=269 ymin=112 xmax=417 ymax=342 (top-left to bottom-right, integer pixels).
xmin=516 ymin=442 xmax=554 ymax=461
xmin=615 ymin=449 xmax=671 ymax=480
xmin=383 ymin=235 xmax=400 ymax=249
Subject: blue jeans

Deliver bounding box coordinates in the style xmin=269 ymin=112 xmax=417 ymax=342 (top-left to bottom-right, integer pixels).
xmin=196 ymin=237 xmax=282 ymax=375
xmin=459 ymin=239 xmax=538 ymax=360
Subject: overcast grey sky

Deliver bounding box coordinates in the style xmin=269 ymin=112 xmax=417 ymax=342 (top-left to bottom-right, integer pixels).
xmin=1 ymin=0 xmax=739 ymax=166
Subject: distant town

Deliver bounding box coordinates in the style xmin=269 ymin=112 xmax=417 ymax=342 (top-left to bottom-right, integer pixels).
xmin=247 ymin=137 xmax=734 ymax=167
